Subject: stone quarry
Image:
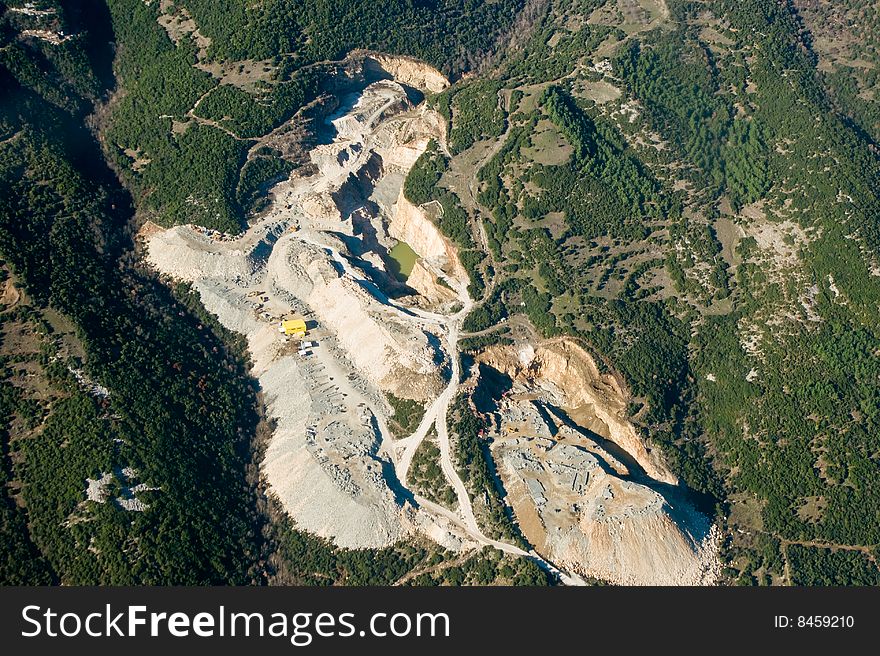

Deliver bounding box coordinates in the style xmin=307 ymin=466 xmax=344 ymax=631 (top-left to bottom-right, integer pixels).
xmin=143 ymin=54 xmax=719 ymax=583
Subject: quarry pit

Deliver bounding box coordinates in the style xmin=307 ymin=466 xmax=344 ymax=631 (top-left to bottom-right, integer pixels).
xmin=143 ymin=54 xmax=719 ymax=585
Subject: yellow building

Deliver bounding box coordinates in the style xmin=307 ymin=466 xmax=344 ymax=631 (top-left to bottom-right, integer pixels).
xmin=280 ymin=319 xmax=307 ymax=337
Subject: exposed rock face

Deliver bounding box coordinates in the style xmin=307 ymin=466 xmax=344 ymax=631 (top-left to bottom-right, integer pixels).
xmin=481 ymin=339 xmax=677 ymax=485
xmin=568 ymin=472 xmax=718 ymax=585
xmin=185 ymin=277 xmax=407 ymax=549
xmin=405 ymin=260 xmax=459 ymax=306
xmin=389 ymin=190 xmax=468 ymax=287
xmin=285 ymin=78 xmax=462 ymax=312
xmin=301 ymin=194 xmax=345 ymax=232
xmin=362 ymin=53 xmax=450 ymax=93
xmin=495 ymin=434 xmax=718 ymax=585
xmin=146 ymin=227 xmax=256 ymax=282
xmin=479 ymin=337 xmax=719 ymax=585
xmin=268 ymin=237 xmax=444 ymax=401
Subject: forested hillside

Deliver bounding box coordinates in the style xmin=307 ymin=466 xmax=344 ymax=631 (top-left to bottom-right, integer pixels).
xmin=0 ymin=1 xmax=269 ymax=583
xmin=420 ymin=0 xmax=880 ymax=584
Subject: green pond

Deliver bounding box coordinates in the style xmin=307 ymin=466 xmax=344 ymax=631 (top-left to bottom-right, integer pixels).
xmin=388 ymin=241 xmax=419 ymax=281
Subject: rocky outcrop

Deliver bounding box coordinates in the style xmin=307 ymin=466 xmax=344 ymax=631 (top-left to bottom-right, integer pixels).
xmin=481 ymin=339 xmax=678 ymax=485
xmin=566 ymin=472 xmax=718 ymax=585
xmin=362 ymin=53 xmax=450 ymax=93
xmin=487 ymin=342 xmax=719 ymax=586
xmin=496 ymin=435 xmax=718 ymax=585
xmin=405 ymin=260 xmax=459 ymax=306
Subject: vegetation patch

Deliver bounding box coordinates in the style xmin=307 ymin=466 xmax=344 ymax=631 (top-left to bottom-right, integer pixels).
xmin=409 ymin=433 xmax=457 ymax=509
xmin=386 ymin=393 xmax=426 ymax=438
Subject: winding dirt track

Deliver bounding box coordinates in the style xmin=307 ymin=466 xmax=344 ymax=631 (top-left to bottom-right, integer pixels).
xmin=297 ymin=231 xmax=585 ymax=584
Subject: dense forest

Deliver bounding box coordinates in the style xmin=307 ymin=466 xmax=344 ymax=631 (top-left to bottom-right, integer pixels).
xmin=0 ymin=1 xmax=275 ymax=582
